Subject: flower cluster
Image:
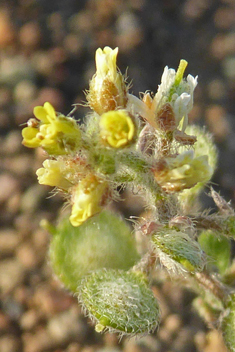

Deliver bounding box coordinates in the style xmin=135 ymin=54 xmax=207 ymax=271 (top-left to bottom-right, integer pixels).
xmin=22 ymin=47 xmax=235 ymax=344
xmin=21 ymin=46 xmax=214 ymax=228
xmin=21 ymin=46 xmax=213 ymax=226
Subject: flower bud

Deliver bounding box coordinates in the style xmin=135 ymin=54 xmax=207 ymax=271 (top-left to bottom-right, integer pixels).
xmin=70 ymin=175 xmax=110 ymax=227
xmin=178 ymin=125 xmax=218 ymax=211
xmin=36 ymin=159 xmax=72 ymax=189
xmin=87 ymin=47 xmax=128 ymax=115
xmin=153 ymin=150 xmax=213 ymax=192
xmin=169 ymin=216 xmax=196 ymax=237
xmin=179 ymin=125 xmax=218 ymax=172
xmin=49 ymin=211 xmax=140 ymax=292
xmin=78 ymin=268 xmax=160 ymax=336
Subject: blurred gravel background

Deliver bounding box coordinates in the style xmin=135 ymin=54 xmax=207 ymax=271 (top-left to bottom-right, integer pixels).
xmin=0 ymin=0 xmax=235 ymax=351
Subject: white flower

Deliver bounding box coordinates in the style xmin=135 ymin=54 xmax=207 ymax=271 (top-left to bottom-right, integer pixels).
xmin=152 ymin=61 xmax=198 ymax=131
xmin=120 ymin=60 xmax=197 ymax=134
xmin=152 ymin=66 xmax=176 ymax=109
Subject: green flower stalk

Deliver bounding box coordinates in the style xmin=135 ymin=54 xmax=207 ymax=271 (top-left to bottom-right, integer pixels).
xmin=222 ymin=294 xmax=235 ymax=352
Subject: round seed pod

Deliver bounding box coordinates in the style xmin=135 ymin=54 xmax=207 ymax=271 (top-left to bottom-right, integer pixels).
xmin=49 ymin=210 xmax=140 ymax=292
xmin=151 ymin=228 xmax=205 ymax=274
xmin=78 ymin=268 xmax=160 ymax=336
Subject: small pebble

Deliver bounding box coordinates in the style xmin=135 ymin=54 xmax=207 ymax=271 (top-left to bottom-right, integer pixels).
xmin=16 ymin=241 xmax=40 ymax=269
xmin=0 ymin=259 xmax=24 ymax=294
xmin=0 ymin=229 xmax=20 ymax=257
xmin=0 ymin=335 xmax=21 ymax=352
xmin=0 ymin=173 xmax=19 ymax=204
xmin=22 ymin=329 xmax=52 ymax=352
xmin=0 ymin=311 xmax=11 ymax=332
xmin=0 ymin=10 xmax=15 ymax=48
xmin=205 ymin=105 xmax=230 ymax=141
xmin=19 ymin=22 xmax=41 ymax=48
xmin=20 ymin=309 xmax=39 ymax=331
xmin=163 ymin=314 xmax=182 ymax=335
xmin=203 ymin=330 xmax=228 ymax=352
xmin=1 ymin=131 xmax=22 ymax=155
xmin=66 ymin=342 xmax=82 ymax=352
xmin=47 ymin=308 xmax=88 ymax=344
xmin=20 ymin=184 xmax=47 ymax=213
xmin=33 ymin=284 xmax=75 ymax=316
xmin=3 ymin=155 xmax=33 ymax=176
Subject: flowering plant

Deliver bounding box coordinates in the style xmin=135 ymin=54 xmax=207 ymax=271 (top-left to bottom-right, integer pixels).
xmin=22 ymin=47 xmax=235 ymax=349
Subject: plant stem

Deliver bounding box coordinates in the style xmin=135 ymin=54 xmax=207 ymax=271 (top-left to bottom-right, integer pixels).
xmin=132 ymin=250 xmax=157 ymax=277
xmin=114 ymin=151 xmax=165 ymax=204
xmin=191 ymin=270 xmax=229 ymax=304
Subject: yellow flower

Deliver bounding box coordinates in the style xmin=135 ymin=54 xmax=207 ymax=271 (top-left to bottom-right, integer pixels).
xmin=87 ymin=47 xmax=127 ymax=115
xmin=36 ymin=159 xmax=72 ymax=189
xmin=99 ymin=110 xmax=135 ymax=148
xmin=70 ymin=175 xmax=109 ymax=227
xmin=153 ymin=150 xmax=212 ymax=192
xmin=22 ymin=125 xmax=41 ymax=148
xmin=22 ymin=102 xmax=81 ymax=155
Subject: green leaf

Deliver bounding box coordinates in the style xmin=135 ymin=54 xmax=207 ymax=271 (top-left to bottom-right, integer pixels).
xmin=49 ymin=210 xmax=140 ymax=292
xmin=198 ymin=230 xmax=231 ymax=275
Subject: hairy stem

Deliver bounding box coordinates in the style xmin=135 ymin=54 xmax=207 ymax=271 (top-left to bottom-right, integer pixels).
xmin=114 ymin=151 xmax=165 ymax=204
xmin=191 ymin=270 xmax=229 ymax=304
xmin=132 ymin=250 xmax=157 ymax=277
